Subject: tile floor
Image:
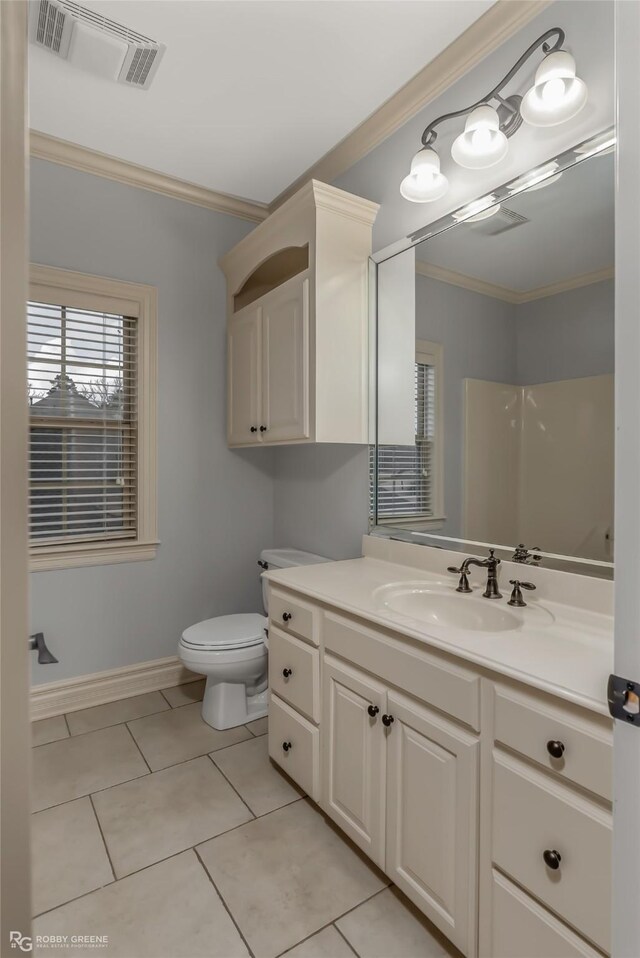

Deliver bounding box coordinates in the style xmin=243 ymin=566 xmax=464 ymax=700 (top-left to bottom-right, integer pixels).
xmin=31 ymin=681 xmax=460 ymax=958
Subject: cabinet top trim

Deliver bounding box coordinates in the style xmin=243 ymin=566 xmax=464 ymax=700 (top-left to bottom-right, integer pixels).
xmin=219 ymin=179 xmax=379 ymax=281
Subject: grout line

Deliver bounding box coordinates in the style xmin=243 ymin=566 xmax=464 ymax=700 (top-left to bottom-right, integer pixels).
xmin=123 ymin=722 xmax=153 ymax=774
xmin=32 ymin=769 xmax=150 ymax=815
xmin=158 ymin=688 xmax=174 ymax=708
xmin=206 ymin=754 xmax=256 ymax=819
xmin=88 ymin=793 xmax=117 ymax=882
xmin=333 ymin=922 xmax=361 ymax=957
xmin=63 ymin=713 xmax=71 ymax=737
xmin=32 ymin=878 xmax=118 ymax=921
xmin=193 ymin=846 xmax=256 ymax=958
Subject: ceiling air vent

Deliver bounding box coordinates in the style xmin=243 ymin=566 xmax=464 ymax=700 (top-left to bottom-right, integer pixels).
xmin=29 ymin=0 xmax=166 ymax=90
xmin=473 ymin=207 xmax=529 ymax=237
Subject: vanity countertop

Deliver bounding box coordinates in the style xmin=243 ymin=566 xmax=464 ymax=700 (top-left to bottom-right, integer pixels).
xmin=265 ymin=555 xmax=613 ymax=718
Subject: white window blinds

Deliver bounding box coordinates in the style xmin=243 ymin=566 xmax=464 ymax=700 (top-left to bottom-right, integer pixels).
xmin=371 ymin=361 xmax=436 ymax=521
xmin=28 ymin=301 xmax=138 ymax=547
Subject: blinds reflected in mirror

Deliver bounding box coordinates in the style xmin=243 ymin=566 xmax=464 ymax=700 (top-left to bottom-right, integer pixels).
xmin=372 ymin=361 xmax=436 ymax=521
xmin=28 ymin=301 xmax=138 ymax=546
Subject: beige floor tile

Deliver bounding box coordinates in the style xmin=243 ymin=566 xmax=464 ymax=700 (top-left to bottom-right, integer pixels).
xmin=32 ymin=715 xmax=69 ymax=747
xmin=161 ymin=679 xmax=205 ymax=708
xmin=336 ymin=887 xmax=460 ymax=958
xmin=281 ymin=926 xmax=355 ymax=958
xmin=197 ymin=799 xmax=386 ymax=958
xmin=33 ymin=850 xmax=249 ymax=958
xmin=32 ymin=725 xmax=148 ymax=812
xmin=32 ymin=797 xmax=113 ymax=916
xmin=93 ymin=756 xmax=253 ymax=877
xmin=66 ymin=692 xmax=169 ymax=736
xmin=246 ymin=716 xmax=269 ymax=736
xmin=211 ymin=734 xmax=303 ymax=816
xmin=128 ymin=701 xmax=251 ymax=771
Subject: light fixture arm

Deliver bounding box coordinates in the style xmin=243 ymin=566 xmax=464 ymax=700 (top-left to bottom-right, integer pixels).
xmin=420 ymin=27 xmax=566 ymax=148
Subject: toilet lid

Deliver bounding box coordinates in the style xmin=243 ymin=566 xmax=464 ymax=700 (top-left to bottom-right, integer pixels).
xmin=181 ymin=613 xmax=267 ymax=651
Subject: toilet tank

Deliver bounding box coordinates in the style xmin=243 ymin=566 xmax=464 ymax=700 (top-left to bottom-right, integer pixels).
xmin=259 ymin=548 xmax=330 ymax=613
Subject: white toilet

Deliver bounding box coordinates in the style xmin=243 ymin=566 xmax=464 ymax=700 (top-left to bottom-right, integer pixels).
xmin=178 ymin=548 xmax=329 ymax=730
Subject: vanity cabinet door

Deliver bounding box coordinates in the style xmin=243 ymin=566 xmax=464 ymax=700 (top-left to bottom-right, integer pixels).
xmin=227 ymin=304 xmax=261 ymax=445
xmin=322 ymin=655 xmax=387 ymax=868
xmin=261 ymin=276 xmax=309 ymax=443
xmin=385 ymin=691 xmax=479 ymax=957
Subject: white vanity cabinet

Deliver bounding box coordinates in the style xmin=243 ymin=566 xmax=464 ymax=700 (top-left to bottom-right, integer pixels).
xmin=266 ymin=583 xmax=612 ymax=958
xmin=220 ymin=181 xmax=379 ymax=447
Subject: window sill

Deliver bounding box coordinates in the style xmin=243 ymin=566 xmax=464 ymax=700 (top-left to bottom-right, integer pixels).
xmin=30 ymin=540 xmax=160 ymax=572
xmin=375 ymin=516 xmax=447 ymax=531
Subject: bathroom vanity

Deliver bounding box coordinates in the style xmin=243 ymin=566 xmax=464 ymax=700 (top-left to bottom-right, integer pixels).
xmin=265 ymin=536 xmax=613 ymax=958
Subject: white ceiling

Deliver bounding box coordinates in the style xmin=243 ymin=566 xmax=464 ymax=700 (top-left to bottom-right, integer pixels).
xmin=417 ymin=150 xmax=615 ymax=292
xmin=28 ymin=0 xmax=494 ymax=203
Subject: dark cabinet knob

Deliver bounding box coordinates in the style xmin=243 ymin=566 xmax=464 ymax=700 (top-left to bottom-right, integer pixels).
xmin=367 ymin=705 xmax=379 ymax=718
xmin=250 ymin=426 xmax=258 ymax=433
xmin=282 ymin=612 xmax=292 ymax=623
xmin=260 ymin=425 xmax=268 ymax=432
xmin=381 ymin=714 xmax=395 ymax=727
xmin=543 ymin=849 xmax=562 ymax=870
xmin=282 ymin=741 xmax=292 ymax=752
xmin=547 ymin=740 xmax=565 ymax=759
xmin=282 ymin=668 xmax=292 ymax=678
xmin=257 ymin=559 xmax=268 ymax=569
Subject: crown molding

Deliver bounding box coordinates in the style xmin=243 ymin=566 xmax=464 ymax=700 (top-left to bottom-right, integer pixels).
xmin=416 ymin=261 xmax=615 ymax=304
xmin=30 ymin=131 xmax=269 ymax=224
xmin=269 ymin=0 xmax=551 ymax=212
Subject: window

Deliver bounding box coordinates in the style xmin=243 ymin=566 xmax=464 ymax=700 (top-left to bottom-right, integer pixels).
xmin=371 ymin=340 xmax=444 ymax=526
xmin=28 ymin=266 xmax=158 ymax=570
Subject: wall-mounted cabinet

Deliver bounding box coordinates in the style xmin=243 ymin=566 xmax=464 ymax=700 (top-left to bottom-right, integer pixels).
xmin=220 ymin=181 xmax=379 ymax=447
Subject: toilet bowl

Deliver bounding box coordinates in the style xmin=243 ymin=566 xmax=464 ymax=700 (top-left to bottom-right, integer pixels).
xmin=178 ymin=548 xmax=329 ymax=730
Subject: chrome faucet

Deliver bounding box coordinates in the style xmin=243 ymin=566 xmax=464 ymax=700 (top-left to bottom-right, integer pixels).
xmin=447 ymin=549 xmax=502 ymax=599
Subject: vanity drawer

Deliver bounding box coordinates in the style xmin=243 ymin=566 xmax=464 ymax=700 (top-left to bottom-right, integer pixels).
xmin=323 ymin=610 xmax=480 ymax=730
xmin=269 ymin=693 xmax=320 ymax=801
xmin=493 ymin=683 xmax=612 ymax=800
xmin=490 ymin=870 xmax=605 ymax=958
xmin=268 ymin=626 xmax=319 ymax=722
xmin=269 ymin=589 xmax=317 ymax=645
xmin=492 ymin=752 xmax=611 ymax=953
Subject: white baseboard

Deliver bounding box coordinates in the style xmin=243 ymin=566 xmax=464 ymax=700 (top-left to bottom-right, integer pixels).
xmin=31 ymin=656 xmax=203 ymax=721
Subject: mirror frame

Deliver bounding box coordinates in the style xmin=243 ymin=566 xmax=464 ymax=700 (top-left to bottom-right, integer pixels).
xmin=369 ymin=127 xmax=615 ymax=576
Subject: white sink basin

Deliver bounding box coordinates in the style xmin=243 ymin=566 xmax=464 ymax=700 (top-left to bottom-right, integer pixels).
xmin=375 ymin=583 xmax=554 ymax=632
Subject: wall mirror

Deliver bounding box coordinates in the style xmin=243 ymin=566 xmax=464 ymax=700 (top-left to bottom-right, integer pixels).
xmin=372 ymin=130 xmax=615 ymax=578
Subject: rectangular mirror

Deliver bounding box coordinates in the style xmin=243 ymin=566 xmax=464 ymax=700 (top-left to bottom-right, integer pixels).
xmin=373 ymin=131 xmax=615 ymax=577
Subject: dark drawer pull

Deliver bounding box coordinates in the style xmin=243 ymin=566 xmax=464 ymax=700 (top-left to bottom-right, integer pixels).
xmin=250 ymin=426 xmax=258 ymax=433
xmin=547 ymin=740 xmax=565 ymax=759
xmin=543 ymin=849 xmax=562 ymax=870
xmin=282 ymin=667 xmax=292 ymax=678
xmin=282 ymin=741 xmax=292 ymax=752
xmin=367 ymin=705 xmax=379 ymax=718
xmin=382 ymin=714 xmax=395 ymax=727
xmin=282 ymin=612 xmax=292 ymax=623
xmin=260 ymin=425 xmax=268 ymax=433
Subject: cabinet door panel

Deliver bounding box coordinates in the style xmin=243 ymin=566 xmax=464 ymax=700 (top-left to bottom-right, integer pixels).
xmin=227 ymin=306 xmax=261 ymax=445
xmin=386 ymin=691 xmax=479 ymax=956
xmin=262 ymin=276 xmax=309 ymax=442
xmin=322 ymin=655 xmax=387 ymax=868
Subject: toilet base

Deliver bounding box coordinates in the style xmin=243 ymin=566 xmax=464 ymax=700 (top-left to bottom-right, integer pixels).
xmin=201 ymin=680 xmax=269 ymax=730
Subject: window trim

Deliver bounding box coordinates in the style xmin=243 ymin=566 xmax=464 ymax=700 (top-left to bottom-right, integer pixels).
xmin=29 ymin=265 xmax=158 ymax=571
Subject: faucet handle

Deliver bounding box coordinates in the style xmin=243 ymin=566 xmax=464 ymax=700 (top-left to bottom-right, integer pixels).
xmin=508 ymin=580 xmax=536 ymax=607
xmin=448 ymin=566 xmax=472 ymax=594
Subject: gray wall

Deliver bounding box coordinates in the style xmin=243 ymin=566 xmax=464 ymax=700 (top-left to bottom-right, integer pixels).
xmin=516 ymin=279 xmax=615 ymax=384
xmin=272 ymin=445 xmax=369 ymax=560
xmin=416 ymin=275 xmax=517 ymax=537
xmin=30 ymin=160 xmax=276 ymax=685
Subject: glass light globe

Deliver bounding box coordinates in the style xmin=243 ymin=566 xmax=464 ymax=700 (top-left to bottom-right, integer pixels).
xmin=521 ymin=51 xmax=588 ymax=127
xmin=451 ymin=105 xmax=509 ymax=170
xmin=400 ymin=148 xmax=449 ymax=203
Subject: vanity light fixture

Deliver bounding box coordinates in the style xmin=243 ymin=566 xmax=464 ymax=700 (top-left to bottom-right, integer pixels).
xmin=400 ymin=28 xmax=587 ymax=203
xmin=452 ymin=195 xmax=501 ymax=223
xmin=508 ymin=161 xmax=562 ymax=193
xmin=399 ymin=148 xmax=449 ymax=203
